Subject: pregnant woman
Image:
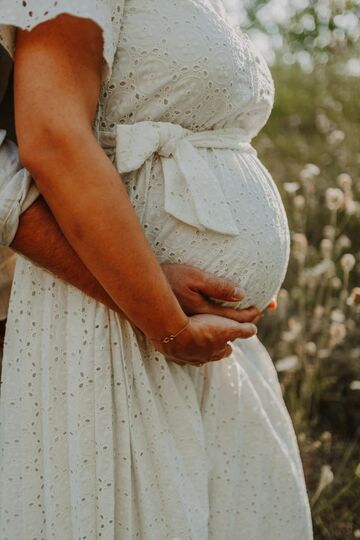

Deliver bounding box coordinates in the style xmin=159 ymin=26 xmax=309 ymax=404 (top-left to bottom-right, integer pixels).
xmin=0 ymin=1 xmax=313 ymax=538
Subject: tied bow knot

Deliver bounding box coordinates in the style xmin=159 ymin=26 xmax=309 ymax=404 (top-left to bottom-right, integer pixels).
xmin=100 ymin=121 xmax=257 ymax=235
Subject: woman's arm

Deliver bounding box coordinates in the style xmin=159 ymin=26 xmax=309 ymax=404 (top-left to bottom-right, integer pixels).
xmin=14 ymin=14 xmax=256 ymax=364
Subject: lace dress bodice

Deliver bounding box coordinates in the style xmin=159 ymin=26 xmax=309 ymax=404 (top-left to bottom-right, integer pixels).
xmin=96 ymin=0 xmax=290 ymax=310
xmin=97 ymin=0 xmax=274 ymax=136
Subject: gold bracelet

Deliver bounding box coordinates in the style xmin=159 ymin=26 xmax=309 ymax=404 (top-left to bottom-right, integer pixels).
xmin=151 ymin=318 xmax=190 ymax=344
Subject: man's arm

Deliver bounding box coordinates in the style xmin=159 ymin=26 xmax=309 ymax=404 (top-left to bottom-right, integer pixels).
xmin=11 ymin=195 xmax=120 ymax=312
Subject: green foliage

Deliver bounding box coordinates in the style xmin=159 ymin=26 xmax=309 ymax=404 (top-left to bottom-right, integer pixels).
xmin=255 ymin=57 xmax=360 ymax=539
xmin=240 ymin=0 xmax=360 ymax=64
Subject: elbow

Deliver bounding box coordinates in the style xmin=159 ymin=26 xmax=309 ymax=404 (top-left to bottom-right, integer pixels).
xmin=17 ymin=115 xmax=90 ymax=177
xmin=18 ymin=122 xmax=68 ymax=177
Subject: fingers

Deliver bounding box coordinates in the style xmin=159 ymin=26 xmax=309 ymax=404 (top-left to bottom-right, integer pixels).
xmin=267 ymin=298 xmax=277 ymax=311
xmin=227 ymin=322 xmax=257 ymax=341
xmin=202 ymin=302 xmax=262 ymax=323
xmin=166 ymin=343 xmax=233 ymax=367
xmin=209 ymin=343 xmax=233 ymax=362
xmin=195 ymin=273 xmax=244 ymax=302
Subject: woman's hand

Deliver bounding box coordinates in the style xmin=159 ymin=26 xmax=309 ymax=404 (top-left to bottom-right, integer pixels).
xmin=161 ymin=263 xmax=264 ymax=324
xmin=150 ymin=313 xmax=257 ymax=367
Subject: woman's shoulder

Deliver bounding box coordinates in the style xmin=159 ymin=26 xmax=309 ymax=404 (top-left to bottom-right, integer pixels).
xmin=0 ymin=0 xmax=125 ymax=84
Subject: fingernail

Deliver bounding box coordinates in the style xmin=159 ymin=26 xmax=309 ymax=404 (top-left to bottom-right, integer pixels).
xmin=250 ymin=324 xmax=257 ymax=335
xmin=232 ymin=287 xmax=244 ymax=300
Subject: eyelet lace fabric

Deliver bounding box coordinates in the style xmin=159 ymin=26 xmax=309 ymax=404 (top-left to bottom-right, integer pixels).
xmin=0 ymin=1 xmax=313 ymax=539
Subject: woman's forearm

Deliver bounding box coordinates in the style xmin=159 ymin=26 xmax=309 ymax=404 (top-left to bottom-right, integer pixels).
xmin=13 ymin=15 xmax=188 ymax=340
xmin=19 ymin=128 xmax=188 ymax=339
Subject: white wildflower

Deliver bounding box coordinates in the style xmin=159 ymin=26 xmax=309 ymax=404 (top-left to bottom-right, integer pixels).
xmin=275 ymin=356 xmax=300 ymax=373
xmin=336 ymin=235 xmax=352 ymax=251
xmin=292 ymin=233 xmax=308 ymax=263
xmin=340 ymin=253 xmax=356 ymax=273
xmin=329 ymin=322 xmax=346 ymax=348
xmin=325 ymin=187 xmax=344 ymax=211
xmin=303 ymin=260 xmax=335 ymax=282
xmin=327 ymin=129 xmax=345 ymax=145
xmin=305 ymin=341 xmax=317 ymax=356
xmin=284 ymin=182 xmax=300 ymax=194
xmin=348 ymin=287 xmax=360 ymax=306
xmin=350 ymin=381 xmax=360 ymax=391
xmin=345 ymin=198 xmax=358 ymax=216
xmin=293 ymin=194 xmax=306 ymax=210
xmin=330 ymin=309 xmax=345 ymax=323
xmin=281 ymin=319 xmax=302 ymax=342
xmin=331 ymin=277 xmax=342 ymax=290
xmin=316 ymin=111 xmax=331 ymax=133
xmin=354 ymin=529 xmax=360 ymax=538
xmin=300 ymin=163 xmax=320 ymax=182
xmin=323 ymin=225 xmax=336 ymax=240
xmin=312 ymin=465 xmax=334 ymax=504
xmin=314 ymin=305 xmax=325 ymax=319
xmin=355 ymin=463 xmax=360 ymax=479
xmin=320 ymin=431 xmax=332 ymax=443
xmin=337 ymin=173 xmax=352 ymax=191
xmin=320 ymin=238 xmax=333 ymax=259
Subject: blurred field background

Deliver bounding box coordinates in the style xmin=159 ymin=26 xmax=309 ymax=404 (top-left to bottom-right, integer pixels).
xmin=224 ymin=0 xmax=360 ymax=538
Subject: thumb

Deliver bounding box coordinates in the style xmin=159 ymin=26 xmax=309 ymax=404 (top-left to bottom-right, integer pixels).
xmin=228 ymin=322 xmax=258 ymax=340
xmin=197 ymin=273 xmax=245 ymax=302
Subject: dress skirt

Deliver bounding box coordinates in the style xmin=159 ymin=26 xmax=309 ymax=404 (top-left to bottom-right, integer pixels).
xmin=0 ymin=256 xmax=313 ymax=540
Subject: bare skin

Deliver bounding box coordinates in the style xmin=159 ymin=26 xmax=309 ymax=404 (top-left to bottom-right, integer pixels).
xmin=13 ymin=14 xmax=260 ymax=366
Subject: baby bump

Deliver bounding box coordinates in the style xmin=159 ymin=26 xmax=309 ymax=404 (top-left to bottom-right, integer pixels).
xmin=124 ymin=149 xmax=290 ymax=310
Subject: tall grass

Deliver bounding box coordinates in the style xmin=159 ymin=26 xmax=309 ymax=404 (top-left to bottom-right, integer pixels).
xmin=256 ymin=61 xmax=360 ymax=538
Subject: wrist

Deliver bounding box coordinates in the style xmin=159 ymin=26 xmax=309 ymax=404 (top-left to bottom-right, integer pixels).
xmin=149 ymin=316 xmax=190 ymax=344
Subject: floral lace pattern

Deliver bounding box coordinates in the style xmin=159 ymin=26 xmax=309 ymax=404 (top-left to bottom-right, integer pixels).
xmin=0 ymin=1 xmax=312 ymax=539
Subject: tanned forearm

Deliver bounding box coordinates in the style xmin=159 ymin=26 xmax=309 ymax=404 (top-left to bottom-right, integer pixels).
xmin=11 ymin=196 xmax=120 ymax=313
xmin=15 ymin=17 xmax=188 ymax=340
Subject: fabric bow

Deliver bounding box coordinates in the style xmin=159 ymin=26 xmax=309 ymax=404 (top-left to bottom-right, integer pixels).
xmin=104 ymin=121 xmax=257 ymax=235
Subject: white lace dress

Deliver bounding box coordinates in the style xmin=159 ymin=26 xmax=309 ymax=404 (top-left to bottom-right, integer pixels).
xmin=0 ymin=1 xmax=313 ymax=538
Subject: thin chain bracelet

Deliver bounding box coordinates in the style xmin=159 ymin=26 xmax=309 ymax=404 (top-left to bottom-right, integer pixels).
xmin=150 ymin=318 xmax=190 ymax=344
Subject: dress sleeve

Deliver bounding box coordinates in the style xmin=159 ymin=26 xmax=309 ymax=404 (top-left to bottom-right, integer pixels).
xmin=0 ymin=0 xmax=125 ymax=84
xmin=0 ymin=129 xmax=40 ymax=246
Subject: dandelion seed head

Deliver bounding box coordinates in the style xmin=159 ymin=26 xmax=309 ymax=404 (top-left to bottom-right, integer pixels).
xmin=331 ymin=277 xmax=342 ymax=290
xmin=323 ymin=225 xmax=336 ymax=240
xmin=284 ymin=182 xmax=300 ymax=194
xmin=337 ymin=172 xmax=352 ymax=191
xmin=275 ymin=355 xmax=300 ymax=372
xmin=349 ymin=287 xmax=360 ymax=305
xmin=312 ymin=465 xmax=334 ymax=505
xmin=320 ymin=431 xmax=332 ymax=443
xmin=326 ymin=187 xmax=345 ymax=211
xmin=320 ymin=238 xmax=333 ymax=259
xmin=329 ymin=321 xmax=346 ymax=347
xmin=340 ymin=253 xmax=356 ymax=273
xmin=294 ymin=194 xmax=306 ymax=210
xmin=336 ymin=235 xmax=351 ymax=251
xmin=305 ymin=341 xmax=317 ymax=355
xmin=327 ymin=129 xmax=345 ymax=145
xmin=331 ymin=309 xmax=345 ymax=323
xmin=300 ymin=163 xmax=320 ymax=182
xmin=292 ymin=233 xmax=308 ymax=262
